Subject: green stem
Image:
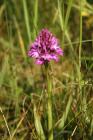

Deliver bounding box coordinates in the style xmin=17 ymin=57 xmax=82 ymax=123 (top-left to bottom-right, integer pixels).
xmin=45 ymin=64 xmax=53 ymax=140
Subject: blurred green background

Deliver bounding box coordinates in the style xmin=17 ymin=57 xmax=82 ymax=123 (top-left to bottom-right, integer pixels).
xmin=0 ymin=0 xmax=93 ymax=140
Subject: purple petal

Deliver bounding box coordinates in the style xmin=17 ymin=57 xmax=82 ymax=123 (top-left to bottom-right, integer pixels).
xmin=42 ymin=54 xmax=51 ymax=61
xmin=28 ymin=51 xmax=39 ymax=58
xmin=50 ymin=54 xmax=59 ymax=61
xmin=36 ymin=59 xmax=44 ymax=65
xmin=56 ymin=48 xmax=64 ymax=55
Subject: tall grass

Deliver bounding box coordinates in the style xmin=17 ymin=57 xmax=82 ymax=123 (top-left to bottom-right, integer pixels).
xmin=0 ymin=0 xmax=93 ymax=140
xmin=22 ymin=0 xmax=31 ymax=43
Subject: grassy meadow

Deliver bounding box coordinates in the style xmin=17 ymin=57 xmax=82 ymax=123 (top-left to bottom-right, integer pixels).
xmin=0 ymin=0 xmax=93 ymax=139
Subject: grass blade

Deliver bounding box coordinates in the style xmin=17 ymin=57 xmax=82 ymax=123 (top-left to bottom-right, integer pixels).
xmin=56 ymin=95 xmax=72 ymax=129
xmin=33 ymin=0 xmax=38 ymax=37
xmin=13 ymin=16 xmax=27 ymax=60
xmin=22 ymin=0 xmax=31 ymax=43
xmin=0 ymin=55 xmax=9 ymax=88
xmin=33 ymin=104 xmax=46 ymax=140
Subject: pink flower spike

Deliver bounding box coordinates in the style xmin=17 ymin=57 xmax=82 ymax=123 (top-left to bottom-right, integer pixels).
xmin=28 ymin=29 xmax=63 ymax=65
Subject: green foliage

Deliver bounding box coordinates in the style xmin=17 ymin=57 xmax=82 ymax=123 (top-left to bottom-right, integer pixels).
xmin=0 ymin=0 xmax=93 ymax=139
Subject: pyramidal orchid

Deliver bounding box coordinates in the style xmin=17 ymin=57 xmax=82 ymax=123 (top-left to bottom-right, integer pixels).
xmin=28 ymin=29 xmax=63 ymax=140
xmin=28 ymin=29 xmax=63 ymax=64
